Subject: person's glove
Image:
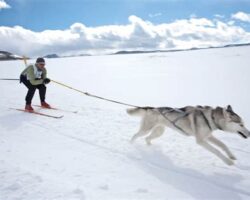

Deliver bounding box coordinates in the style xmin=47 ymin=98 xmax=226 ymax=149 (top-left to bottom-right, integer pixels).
xmin=43 ymin=78 xmax=51 ymax=84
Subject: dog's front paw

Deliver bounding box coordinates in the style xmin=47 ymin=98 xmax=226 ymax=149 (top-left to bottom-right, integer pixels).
xmin=145 ymin=138 xmax=152 ymax=146
xmin=130 ymin=138 xmax=135 ymax=144
xmin=225 ymin=159 xmax=234 ymax=166
xmin=229 ymin=155 xmax=237 ymax=160
xmin=146 ymin=140 xmax=152 ymax=146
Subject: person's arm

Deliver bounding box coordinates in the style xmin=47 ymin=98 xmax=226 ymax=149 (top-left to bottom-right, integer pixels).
xmin=20 ymin=66 xmax=29 ymax=75
xmin=42 ymin=68 xmax=47 ymax=79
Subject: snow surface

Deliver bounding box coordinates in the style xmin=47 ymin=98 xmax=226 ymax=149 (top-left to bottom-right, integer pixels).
xmin=1 ymin=46 xmax=250 ymax=200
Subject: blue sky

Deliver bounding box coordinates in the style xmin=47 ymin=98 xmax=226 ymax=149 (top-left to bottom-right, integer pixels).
xmin=1 ymin=0 xmax=250 ymax=31
xmin=1 ymin=0 xmax=250 ymax=56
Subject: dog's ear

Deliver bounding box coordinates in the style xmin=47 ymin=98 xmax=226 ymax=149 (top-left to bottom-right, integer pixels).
xmin=226 ymin=105 xmax=241 ymax=122
xmin=226 ymin=105 xmax=233 ymax=112
xmin=222 ymin=107 xmax=230 ymax=119
xmin=215 ymin=107 xmax=228 ymax=119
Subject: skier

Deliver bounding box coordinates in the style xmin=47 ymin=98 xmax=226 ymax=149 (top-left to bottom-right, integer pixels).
xmin=20 ymin=57 xmax=51 ymax=111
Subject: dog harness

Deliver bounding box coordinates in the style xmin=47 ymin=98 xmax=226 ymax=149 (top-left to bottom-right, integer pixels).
xmin=157 ymin=107 xmax=222 ymax=135
xmin=157 ymin=107 xmax=191 ymax=135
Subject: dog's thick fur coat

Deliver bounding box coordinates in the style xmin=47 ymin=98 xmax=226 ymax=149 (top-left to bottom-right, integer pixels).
xmin=127 ymin=105 xmax=250 ymax=165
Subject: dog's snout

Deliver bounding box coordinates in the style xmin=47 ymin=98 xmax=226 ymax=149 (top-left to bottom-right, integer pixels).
xmin=238 ymin=131 xmax=247 ymax=139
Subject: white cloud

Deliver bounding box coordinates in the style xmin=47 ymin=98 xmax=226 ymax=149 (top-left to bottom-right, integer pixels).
xmin=214 ymin=14 xmax=225 ymax=19
xmin=149 ymin=12 xmax=162 ymax=18
xmin=1 ymin=15 xmax=250 ymax=57
xmin=228 ymin=20 xmax=235 ymax=26
xmin=231 ymin=12 xmax=250 ymax=23
xmin=0 ymin=0 xmax=10 ymax=10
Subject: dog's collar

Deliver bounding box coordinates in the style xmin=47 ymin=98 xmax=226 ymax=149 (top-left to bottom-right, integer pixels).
xmin=212 ymin=110 xmax=223 ymax=130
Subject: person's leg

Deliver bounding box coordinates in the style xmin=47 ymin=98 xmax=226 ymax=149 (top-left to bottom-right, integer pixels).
xmin=37 ymin=84 xmax=46 ymax=103
xmin=37 ymin=84 xmax=51 ymax=108
xmin=22 ymin=77 xmax=36 ymax=105
xmin=26 ymin=87 xmax=36 ymax=105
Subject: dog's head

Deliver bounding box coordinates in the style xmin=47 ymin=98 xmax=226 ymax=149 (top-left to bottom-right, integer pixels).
xmin=217 ymin=105 xmax=250 ymax=139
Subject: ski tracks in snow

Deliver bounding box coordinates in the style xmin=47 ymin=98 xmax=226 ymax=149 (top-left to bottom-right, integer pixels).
xmin=29 ymin=106 xmax=250 ymax=199
xmin=2 ymin=105 xmax=250 ymax=199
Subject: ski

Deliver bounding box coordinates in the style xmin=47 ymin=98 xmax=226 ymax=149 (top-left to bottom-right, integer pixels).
xmin=10 ymin=108 xmax=64 ymax=119
xmin=34 ymin=105 xmax=78 ymax=114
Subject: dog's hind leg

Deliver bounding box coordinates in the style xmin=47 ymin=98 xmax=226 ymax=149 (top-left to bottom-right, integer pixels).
xmin=131 ymin=113 xmax=157 ymax=143
xmin=130 ymin=117 xmax=155 ymax=143
xmin=196 ymin=140 xmax=234 ymax=165
xmin=145 ymin=126 xmax=165 ymax=145
xmin=208 ymin=136 xmax=236 ymax=160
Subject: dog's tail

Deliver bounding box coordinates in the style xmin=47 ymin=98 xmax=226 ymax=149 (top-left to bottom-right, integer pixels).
xmin=126 ymin=107 xmax=154 ymax=116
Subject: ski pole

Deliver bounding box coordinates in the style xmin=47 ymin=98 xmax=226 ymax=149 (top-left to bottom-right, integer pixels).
xmin=23 ymin=56 xmax=28 ymax=67
xmin=1 ymin=57 xmax=27 ymax=81
xmin=0 ymin=78 xmax=19 ymax=81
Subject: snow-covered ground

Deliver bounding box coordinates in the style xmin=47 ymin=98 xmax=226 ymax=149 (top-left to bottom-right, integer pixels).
xmin=1 ymin=46 xmax=250 ymax=200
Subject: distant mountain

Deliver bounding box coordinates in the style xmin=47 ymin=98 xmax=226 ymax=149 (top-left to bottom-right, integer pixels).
xmin=223 ymin=43 xmax=250 ymax=48
xmin=78 ymin=53 xmax=91 ymax=57
xmin=0 ymin=51 xmax=91 ymax=61
xmin=43 ymin=53 xmax=91 ymax=59
xmin=62 ymin=53 xmax=91 ymax=58
xmin=0 ymin=51 xmax=23 ymax=61
xmin=114 ymin=49 xmax=183 ymax=55
xmin=43 ymin=54 xmax=60 ymax=58
xmin=114 ymin=43 xmax=250 ymax=55
xmin=1 ymin=42 xmax=250 ymax=61
xmin=114 ymin=50 xmax=157 ymax=54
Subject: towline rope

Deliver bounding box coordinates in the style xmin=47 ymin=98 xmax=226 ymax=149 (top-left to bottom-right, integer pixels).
xmin=51 ymin=80 xmax=141 ymax=108
xmin=0 ymin=77 xmax=141 ymax=108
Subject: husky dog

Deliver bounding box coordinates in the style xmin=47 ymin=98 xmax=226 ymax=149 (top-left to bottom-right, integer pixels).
xmin=127 ymin=105 xmax=250 ymax=165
